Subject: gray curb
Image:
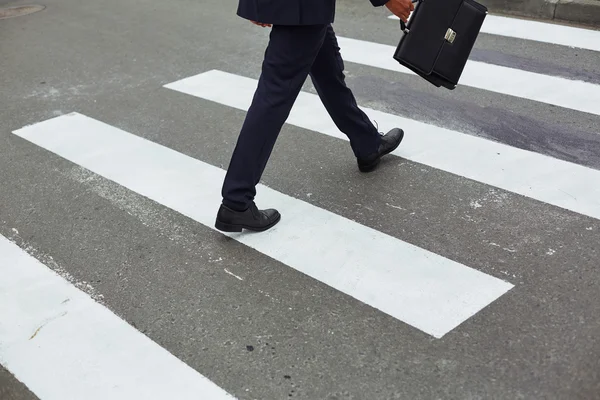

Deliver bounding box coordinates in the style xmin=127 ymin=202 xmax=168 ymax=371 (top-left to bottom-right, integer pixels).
xmin=555 ymin=0 xmax=600 ymax=27
xmin=478 ymin=0 xmax=600 ymax=28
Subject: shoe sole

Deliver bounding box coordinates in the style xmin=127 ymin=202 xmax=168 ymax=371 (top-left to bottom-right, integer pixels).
xmin=215 ymin=213 xmax=281 ymax=233
xmin=358 ymin=129 xmax=404 ymax=173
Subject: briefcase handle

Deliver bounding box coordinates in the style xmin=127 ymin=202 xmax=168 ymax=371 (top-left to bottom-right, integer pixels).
xmin=399 ymin=0 xmax=420 ymax=33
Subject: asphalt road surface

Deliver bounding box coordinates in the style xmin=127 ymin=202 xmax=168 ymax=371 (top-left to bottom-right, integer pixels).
xmin=1 ymin=0 xmax=600 ymax=399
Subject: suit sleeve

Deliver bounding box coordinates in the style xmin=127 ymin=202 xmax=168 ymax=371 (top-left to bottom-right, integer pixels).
xmin=369 ymin=0 xmax=389 ymax=6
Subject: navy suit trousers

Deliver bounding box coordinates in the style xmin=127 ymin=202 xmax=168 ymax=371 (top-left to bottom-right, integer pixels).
xmin=221 ymin=24 xmax=381 ymax=211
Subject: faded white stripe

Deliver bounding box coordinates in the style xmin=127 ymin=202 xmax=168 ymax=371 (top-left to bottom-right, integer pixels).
xmin=0 ymin=234 xmax=236 ymax=400
xmin=334 ymin=36 xmax=600 ymax=117
xmin=13 ymin=112 xmax=514 ymax=339
xmin=164 ymin=69 xmax=600 ymax=221
xmin=388 ymin=14 xmax=600 ymax=52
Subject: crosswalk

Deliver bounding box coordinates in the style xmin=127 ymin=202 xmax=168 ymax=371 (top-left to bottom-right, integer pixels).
xmin=389 ymin=13 xmax=600 ymax=51
xmin=165 ymin=70 xmax=600 ymax=220
xmin=0 ymin=235 xmax=236 ymax=400
xmin=2 ymin=10 xmax=599 ymax=400
xmin=11 ymin=111 xmax=515 ymax=340
xmin=335 ymin=36 xmax=600 ymax=116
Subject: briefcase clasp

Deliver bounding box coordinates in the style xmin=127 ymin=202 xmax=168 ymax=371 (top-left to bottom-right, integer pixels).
xmin=444 ymin=28 xmax=457 ymax=44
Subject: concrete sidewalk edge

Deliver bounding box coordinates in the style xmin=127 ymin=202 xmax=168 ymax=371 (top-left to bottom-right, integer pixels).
xmin=479 ymin=0 xmax=600 ymax=28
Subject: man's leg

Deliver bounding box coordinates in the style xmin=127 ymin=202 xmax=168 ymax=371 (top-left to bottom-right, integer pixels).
xmin=216 ymin=24 xmax=328 ymax=232
xmin=309 ymin=25 xmax=404 ymax=172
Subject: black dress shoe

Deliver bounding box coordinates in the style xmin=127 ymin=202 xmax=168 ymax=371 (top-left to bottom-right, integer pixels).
xmin=357 ymin=128 xmax=404 ymax=172
xmin=215 ymin=202 xmax=281 ymax=233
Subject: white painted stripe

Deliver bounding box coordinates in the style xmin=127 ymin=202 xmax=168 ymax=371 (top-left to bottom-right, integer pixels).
xmin=164 ymin=70 xmax=600 ymax=222
xmin=0 ymin=234 xmax=236 ymax=400
xmin=334 ymin=36 xmax=600 ymax=117
xmin=13 ymin=112 xmax=514 ymax=339
xmin=388 ymin=14 xmax=600 ymax=52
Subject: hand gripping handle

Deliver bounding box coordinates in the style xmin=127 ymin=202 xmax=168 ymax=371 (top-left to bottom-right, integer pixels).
xmin=399 ymin=0 xmax=420 ymax=33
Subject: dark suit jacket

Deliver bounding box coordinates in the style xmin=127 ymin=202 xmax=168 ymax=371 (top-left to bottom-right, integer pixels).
xmin=237 ymin=0 xmax=389 ymax=25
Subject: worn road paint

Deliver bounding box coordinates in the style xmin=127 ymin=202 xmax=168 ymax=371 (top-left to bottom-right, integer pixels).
xmin=0 ymin=234 xmax=237 ymax=400
xmin=334 ymin=36 xmax=600 ymax=117
xmin=13 ymin=113 xmax=514 ymax=339
xmin=388 ymin=14 xmax=600 ymax=52
xmin=163 ymin=70 xmax=600 ymax=222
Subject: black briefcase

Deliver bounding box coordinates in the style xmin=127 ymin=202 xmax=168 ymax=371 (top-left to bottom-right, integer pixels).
xmin=393 ymin=0 xmax=488 ymax=90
